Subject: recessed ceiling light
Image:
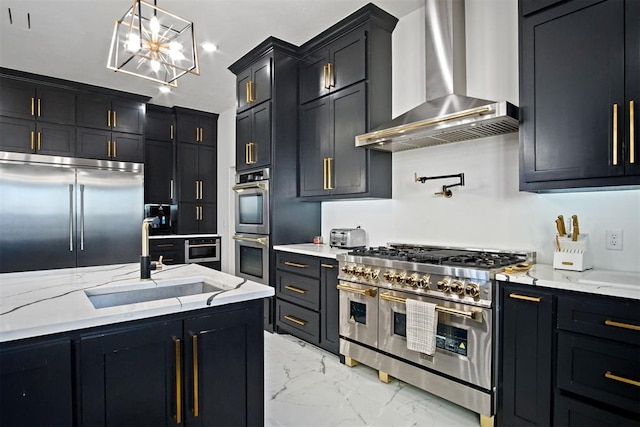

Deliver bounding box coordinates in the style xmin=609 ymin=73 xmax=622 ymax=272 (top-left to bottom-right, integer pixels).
xmin=201 ymin=42 xmax=217 ymax=53
xmin=159 ymin=86 xmax=171 ymax=93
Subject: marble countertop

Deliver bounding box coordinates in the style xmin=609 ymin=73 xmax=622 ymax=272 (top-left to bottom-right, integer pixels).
xmin=0 ymin=263 xmax=273 ymax=342
xmin=496 ymin=264 xmax=640 ymax=300
xmin=150 ymin=234 xmax=221 ymax=239
xmin=273 ymin=243 xmax=350 ymax=259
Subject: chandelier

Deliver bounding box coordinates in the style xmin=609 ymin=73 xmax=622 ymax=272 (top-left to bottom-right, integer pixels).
xmin=107 ymin=0 xmax=199 ymax=87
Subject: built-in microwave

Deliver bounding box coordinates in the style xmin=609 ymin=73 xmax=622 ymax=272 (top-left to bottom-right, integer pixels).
xmin=233 ymin=168 xmax=269 ymax=235
xmin=185 ymin=237 xmax=220 ymax=263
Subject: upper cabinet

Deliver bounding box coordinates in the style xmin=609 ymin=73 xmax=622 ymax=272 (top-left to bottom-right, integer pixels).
xmin=144 ymin=105 xmax=176 ymax=204
xmin=76 ymin=94 xmax=145 ymax=135
xmin=298 ymin=4 xmax=397 ymax=200
xmin=519 ymin=0 xmax=639 ymax=191
xmin=235 ymin=55 xmax=272 ymax=113
xmin=175 ymin=107 xmax=216 ymax=146
xmin=235 ymin=102 xmax=271 ymax=171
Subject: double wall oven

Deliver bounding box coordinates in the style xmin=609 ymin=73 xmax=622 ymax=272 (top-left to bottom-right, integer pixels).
xmin=337 ymin=244 xmax=534 ymax=419
xmin=232 ymin=168 xmax=269 ymax=285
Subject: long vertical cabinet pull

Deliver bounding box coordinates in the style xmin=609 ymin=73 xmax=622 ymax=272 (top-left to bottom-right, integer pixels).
xmin=170 ymin=179 xmax=174 ymax=200
xmin=326 ymin=157 xmax=334 ymax=190
xmin=79 ymin=184 xmax=85 ymax=251
xmin=173 ymin=337 xmax=182 ymax=424
xmin=613 ymin=103 xmax=619 ymax=166
xmin=37 ymin=132 xmax=41 ymax=151
xmin=30 ymin=131 xmax=35 ymax=150
xmin=327 ymin=62 xmax=334 ymax=88
xmin=113 ymin=110 xmax=117 ymax=128
xmin=31 ymin=97 xmax=35 ymax=116
xmin=37 ymin=98 xmax=41 ymax=117
xmin=630 ymin=100 xmax=635 ymax=164
xmin=108 ymin=110 xmax=111 ymax=127
xmin=191 ymin=333 xmax=199 ymax=417
xmin=246 ymin=81 xmax=251 ymax=104
xmin=322 ymin=158 xmax=328 ymax=190
xmin=108 ymin=141 xmax=111 ymax=157
xmin=170 ymin=124 xmax=174 ymax=140
xmin=113 ymin=140 xmax=117 ymax=158
xmin=69 ymin=185 xmax=74 ymax=252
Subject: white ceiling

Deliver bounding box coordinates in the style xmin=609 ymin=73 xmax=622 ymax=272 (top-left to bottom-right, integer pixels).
xmin=0 ymin=0 xmax=423 ymax=113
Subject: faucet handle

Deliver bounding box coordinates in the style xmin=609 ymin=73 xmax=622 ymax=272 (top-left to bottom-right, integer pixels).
xmin=155 ymin=255 xmax=164 ymax=271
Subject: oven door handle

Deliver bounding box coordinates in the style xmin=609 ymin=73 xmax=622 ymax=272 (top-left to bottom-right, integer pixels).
xmin=380 ymin=292 xmax=483 ymax=323
xmin=232 ymin=181 xmax=269 ymax=192
xmin=232 ymin=235 xmax=268 ymax=245
xmin=336 ymin=283 xmax=377 ymax=297
xmin=188 ymin=243 xmax=219 ymax=249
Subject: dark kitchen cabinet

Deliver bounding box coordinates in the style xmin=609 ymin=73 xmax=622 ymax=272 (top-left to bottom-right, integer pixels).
xmin=149 ymin=238 xmax=185 ymax=265
xmin=235 ymin=54 xmax=271 ymax=113
xmin=519 ymin=0 xmax=640 ymax=191
xmin=297 ymin=4 xmax=396 ymax=200
xmin=499 ymin=284 xmax=555 ymax=427
xmin=235 ymin=101 xmax=271 ymax=171
xmin=299 ymin=28 xmax=366 ymax=105
xmin=79 ymin=300 xmax=264 ymax=427
xmin=77 ymin=94 xmax=144 ymax=135
xmin=175 ymin=108 xmax=217 ymax=146
xmin=77 ymin=127 xmax=144 ymax=162
xmin=275 ymin=251 xmax=340 ymax=355
xmin=0 ymin=337 xmax=73 ymax=427
xmin=0 ymin=76 xmax=76 ymax=156
xmin=178 ymin=202 xmax=217 ymax=235
xmin=145 ymin=105 xmax=176 ymax=204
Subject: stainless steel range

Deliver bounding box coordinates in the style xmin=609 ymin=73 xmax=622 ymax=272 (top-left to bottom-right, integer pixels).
xmin=336 ymin=244 xmax=535 ymax=422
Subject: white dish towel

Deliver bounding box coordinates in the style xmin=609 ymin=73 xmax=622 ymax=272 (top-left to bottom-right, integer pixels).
xmin=406 ymin=299 xmax=438 ymax=355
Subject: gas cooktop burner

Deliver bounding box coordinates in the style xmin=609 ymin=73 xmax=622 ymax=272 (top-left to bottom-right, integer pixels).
xmin=348 ymin=245 xmax=528 ymax=268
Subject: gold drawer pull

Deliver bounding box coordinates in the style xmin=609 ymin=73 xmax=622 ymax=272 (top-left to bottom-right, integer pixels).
xmin=509 ymin=293 xmax=541 ymax=303
xmin=156 ymin=243 xmax=175 ymax=248
xmin=605 ymin=319 xmax=640 ymax=331
xmin=284 ymin=315 xmax=307 ymax=326
xmin=284 ymin=285 xmax=307 ymax=295
xmin=321 ymin=263 xmax=335 ymax=269
xmin=605 ymin=371 xmax=640 ymax=387
xmin=284 ymin=261 xmax=308 ymax=269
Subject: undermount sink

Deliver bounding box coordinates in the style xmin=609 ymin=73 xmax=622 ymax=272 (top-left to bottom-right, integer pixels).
xmin=85 ymin=278 xmax=226 ymax=309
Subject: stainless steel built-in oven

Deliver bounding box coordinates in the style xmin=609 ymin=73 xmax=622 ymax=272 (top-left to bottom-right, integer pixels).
xmin=185 ymin=237 xmax=220 ymax=263
xmin=233 ymin=168 xmax=269 ymax=235
xmin=233 ymin=233 xmax=269 ymax=284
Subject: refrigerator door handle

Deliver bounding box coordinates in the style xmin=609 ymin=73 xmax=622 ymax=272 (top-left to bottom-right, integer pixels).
xmin=69 ymin=184 xmax=74 ymax=252
xmin=80 ymin=184 xmax=85 ymax=251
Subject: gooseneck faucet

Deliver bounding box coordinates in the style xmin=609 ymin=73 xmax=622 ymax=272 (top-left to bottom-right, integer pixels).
xmin=141 ymin=217 xmax=163 ymax=279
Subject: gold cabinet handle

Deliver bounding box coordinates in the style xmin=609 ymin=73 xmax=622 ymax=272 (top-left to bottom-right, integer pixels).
xmin=31 ymin=97 xmax=35 ymax=116
xmin=195 ymin=127 xmax=199 ymax=142
xmin=108 ymin=140 xmax=111 ymax=157
xmin=30 ymin=131 xmax=35 ymax=150
xmin=284 ymin=315 xmax=307 ymax=326
xmin=245 ymin=143 xmax=250 ymax=165
xmin=199 ymin=180 xmax=203 ymax=200
xmin=327 ymin=62 xmax=334 ymax=88
xmin=613 ymin=103 xmax=619 ymax=165
xmin=37 ymin=98 xmax=41 ymax=117
xmin=321 ymin=263 xmax=335 ymax=268
xmin=113 ymin=110 xmax=117 ymax=128
xmin=323 ymin=65 xmax=329 ymax=89
xmin=108 ymin=110 xmax=111 ymax=127
xmin=195 ymin=181 xmax=199 ymax=199
xmin=170 ymin=179 xmax=174 ymax=199
xmin=199 ymin=127 xmax=203 ymax=143
xmin=170 ymin=124 xmax=174 ymax=140
xmin=630 ymin=100 xmax=635 ymax=164
xmin=284 ymin=285 xmax=307 ymax=295
xmin=336 ymin=283 xmax=377 ymax=297
xmin=326 ymin=157 xmax=334 ymax=190
xmin=284 ymin=261 xmax=309 ymax=269
xmin=245 ymin=81 xmax=250 ymax=104
xmin=248 ymin=80 xmax=255 ymax=103
xmin=508 ymin=293 xmax=541 ymax=303
xmin=605 ymin=319 xmax=640 ymax=331
xmin=605 ymin=371 xmax=640 ymax=387
xmin=191 ymin=333 xmax=199 ymax=417
xmin=173 ymin=337 xmax=182 ymax=424
xmin=37 ymin=132 xmax=41 ymax=151
xmin=113 ymin=140 xmax=116 ymax=158
xmin=156 ymin=243 xmax=175 ymax=248
xmin=323 ymin=158 xmax=328 ymax=190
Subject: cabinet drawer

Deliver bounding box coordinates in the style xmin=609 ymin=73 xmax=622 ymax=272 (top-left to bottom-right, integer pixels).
xmin=558 ymin=294 xmax=640 ymax=345
xmin=557 ymin=331 xmax=640 ymax=414
xmin=275 ymin=252 xmax=320 ymax=278
xmin=276 ymin=299 xmax=320 ymax=345
xmin=149 ymin=249 xmax=184 ymax=265
xmin=276 ymin=270 xmax=319 ymax=310
xmin=149 ymin=239 xmax=183 ymax=251
xmin=554 ymin=393 xmax=639 ymax=426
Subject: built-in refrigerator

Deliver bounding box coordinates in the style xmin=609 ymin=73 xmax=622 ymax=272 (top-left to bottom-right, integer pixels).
xmin=0 ymin=152 xmax=143 ymax=273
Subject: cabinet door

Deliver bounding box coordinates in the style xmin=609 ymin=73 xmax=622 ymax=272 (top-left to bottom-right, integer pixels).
xmin=112 ymin=131 xmax=144 ymax=163
xmin=235 ymin=67 xmax=252 ymax=113
xmin=145 ymin=140 xmax=174 ymax=204
xmin=178 ymin=202 xmax=199 ymax=234
xmin=320 ymin=260 xmax=340 ymax=354
xmin=521 ymin=0 xmax=625 ymax=184
xmin=331 ymin=82 xmax=367 ymax=196
xmin=251 ymin=55 xmax=272 ymax=107
xmin=236 ymin=110 xmax=252 ymax=171
xmin=146 ymin=109 xmax=175 ymax=142
xmin=626 ymin=0 xmax=640 ymax=176
xmin=111 ymin=99 xmax=145 ymax=134
xmin=554 ymin=393 xmax=640 ymax=426
xmin=299 ymin=96 xmax=331 ymax=197
xmin=198 ymin=203 xmax=217 ymax=233
xmin=36 ymin=122 xmax=75 ymax=157
xmin=36 ymin=85 xmax=76 ymax=125
xmin=177 ymin=114 xmax=200 ymax=144
xmin=500 ymin=285 xmax=555 ymax=427
xmin=0 ymin=116 xmax=35 ymax=153
xmin=76 ymin=127 xmax=111 ymax=160
xmin=77 ymin=95 xmax=111 ymax=130
xmin=183 ymin=303 xmax=264 ymax=427
xmin=0 ymin=338 xmax=73 ymax=427
xmin=299 ymin=49 xmax=331 ymax=104
xmin=329 ymin=29 xmax=366 ymax=94
xmin=251 ymin=102 xmax=271 ymax=169
xmin=198 ymin=145 xmax=217 ymax=203
xmin=79 ymin=320 xmax=183 ymax=427
xmin=177 ymin=143 xmax=198 ymax=203
xmin=198 ymin=116 xmax=217 ymax=147
xmin=0 ymin=77 xmax=35 ymax=120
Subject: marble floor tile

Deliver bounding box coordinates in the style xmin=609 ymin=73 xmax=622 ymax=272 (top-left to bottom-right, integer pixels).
xmin=264 ymin=332 xmax=480 ymax=427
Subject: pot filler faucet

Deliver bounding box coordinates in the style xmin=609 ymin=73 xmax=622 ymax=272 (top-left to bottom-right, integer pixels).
xmin=141 ymin=217 xmax=164 ymax=279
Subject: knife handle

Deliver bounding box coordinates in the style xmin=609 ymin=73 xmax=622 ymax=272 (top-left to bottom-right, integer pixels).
xmin=557 ymin=215 xmax=566 ymax=236
xmin=571 ymin=215 xmax=580 ymax=241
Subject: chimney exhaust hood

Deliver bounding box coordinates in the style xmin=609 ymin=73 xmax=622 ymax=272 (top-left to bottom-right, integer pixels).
xmin=356 ymin=0 xmax=519 ymax=152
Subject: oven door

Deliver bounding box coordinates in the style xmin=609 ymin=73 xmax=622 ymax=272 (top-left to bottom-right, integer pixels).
xmin=233 ymin=181 xmax=269 ymax=235
xmin=378 ymin=290 xmax=492 ymax=390
xmin=338 ymin=281 xmax=379 ymax=349
xmin=233 ymin=234 xmax=269 ymax=285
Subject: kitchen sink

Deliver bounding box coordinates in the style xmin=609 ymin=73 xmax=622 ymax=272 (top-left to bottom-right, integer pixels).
xmin=85 ymin=278 xmax=226 ymax=309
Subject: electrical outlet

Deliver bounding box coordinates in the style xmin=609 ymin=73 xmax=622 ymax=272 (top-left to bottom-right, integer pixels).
xmin=606 ymin=229 xmax=623 ymax=250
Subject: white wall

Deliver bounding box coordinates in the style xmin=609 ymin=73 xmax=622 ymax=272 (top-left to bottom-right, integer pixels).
xmin=217 ymin=106 xmax=236 ymax=274
xmin=321 ymin=0 xmax=640 ymax=272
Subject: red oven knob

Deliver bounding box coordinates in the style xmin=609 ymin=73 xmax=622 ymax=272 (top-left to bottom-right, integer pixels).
xmin=450 ymin=280 xmax=465 ymax=295
xmin=437 ymin=279 xmax=450 ymax=292
xmin=465 ymin=283 xmax=480 ymax=299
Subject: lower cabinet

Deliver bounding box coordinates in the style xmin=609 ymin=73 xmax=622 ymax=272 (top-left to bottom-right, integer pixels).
xmin=149 ymin=238 xmax=185 ymax=265
xmin=498 ymin=281 xmax=640 ymax=426
xmin=0 ymin=337 xmax=73 ymax=426
xmin=275 ymin=251 xmax=340 ymax=355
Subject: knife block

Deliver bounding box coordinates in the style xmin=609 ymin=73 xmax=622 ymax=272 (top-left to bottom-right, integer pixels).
xmin=553 ymin=234 xmax=592 ymax=271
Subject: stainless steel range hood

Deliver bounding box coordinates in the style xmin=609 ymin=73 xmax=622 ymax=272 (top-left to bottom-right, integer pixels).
xmin=356 ymin=0 xmax=519 ymax=152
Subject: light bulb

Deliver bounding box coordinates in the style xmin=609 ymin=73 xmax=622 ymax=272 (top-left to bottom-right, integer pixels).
xmin=159 ymin=86 xmax=171 ymax=93
xmin=150 ymin=59 xmax=160 ymax=72
xmin=125 ymin=33 xmax=140 ymax=52
xmin=150 ymin=16 xmax=160 ymax=35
